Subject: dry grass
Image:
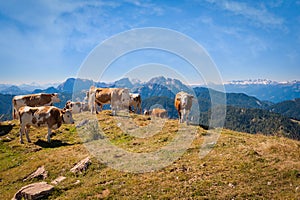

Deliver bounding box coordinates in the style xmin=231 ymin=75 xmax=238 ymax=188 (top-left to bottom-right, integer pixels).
xmin=0 ymin=111 xmax=299 ymax=199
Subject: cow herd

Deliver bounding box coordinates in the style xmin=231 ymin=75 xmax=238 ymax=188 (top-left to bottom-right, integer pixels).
xmin=12 ymin=86 xmax=194 ymax=144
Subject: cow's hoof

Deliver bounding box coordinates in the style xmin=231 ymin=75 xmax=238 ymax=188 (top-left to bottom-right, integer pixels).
xmin=20 ymin=141 xmax=24 ymax=144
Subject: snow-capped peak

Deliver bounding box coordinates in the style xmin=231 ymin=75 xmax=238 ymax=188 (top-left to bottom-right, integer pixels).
xmin=225 ymin=79 xmax=278 ymax=85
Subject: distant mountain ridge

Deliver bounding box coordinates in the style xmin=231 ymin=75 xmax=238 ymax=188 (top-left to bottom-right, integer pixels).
xmin=269 ymin=98 xmax=300 ymax=120
xmin=225 ymin=79 xmax=299 ymax=85
xmin=0 ymin=76 xmax=300 ymax=140
xmin=224 ymin=79 xmax=300 ymax=102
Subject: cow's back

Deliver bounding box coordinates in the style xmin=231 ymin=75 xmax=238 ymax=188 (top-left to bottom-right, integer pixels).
xmin=95 ymin=88 xmax=112 ymax=104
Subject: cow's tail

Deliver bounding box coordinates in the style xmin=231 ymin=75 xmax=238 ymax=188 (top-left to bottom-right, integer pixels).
xmin=12 ymin=98 xmax=16 ymax=120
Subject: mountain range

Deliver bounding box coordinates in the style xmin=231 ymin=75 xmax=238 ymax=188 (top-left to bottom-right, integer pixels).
xmin=0 ymin=77 xmax=300 ymax=140
xmin=224 ymin=79 xmax=300 ymax=102
xmin=1 ymin=78 xmax=299 ymax=103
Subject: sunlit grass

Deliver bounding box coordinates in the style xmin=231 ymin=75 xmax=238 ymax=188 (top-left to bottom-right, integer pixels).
xmin=0 ymin=111 xmax=299 ymax=199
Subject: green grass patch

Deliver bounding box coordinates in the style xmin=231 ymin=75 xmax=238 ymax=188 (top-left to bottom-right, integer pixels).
xmin=0 ymin=112 xmax=300 ymax=199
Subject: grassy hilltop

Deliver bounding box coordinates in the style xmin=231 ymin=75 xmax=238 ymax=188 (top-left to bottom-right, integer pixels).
xmin=0 ymin=111 xmax=300 ymax=199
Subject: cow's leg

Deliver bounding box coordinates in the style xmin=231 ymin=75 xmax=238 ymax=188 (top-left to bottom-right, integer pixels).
xmin=95 ymin=103 xmax=102 ymax=114
xmin=112 ymin=107 xmax=116 ymax=116
xmin=90 ymin=102 xmax=94 ymax=114
xmin=25 ymin=125 xmax=31 ymax=143
xmin=20 ymin=125 xmax=25 ymax=144
xmin=47 ymin=127 xmax=52 ymax=143
xmin=183 ymin=109 xmax=188 ymax=123
xmin=178 ymin=110 xmax=182 ymax=123
xmin=13 ymin=107 xmax=16 ymax=120
xmin=95 ymin=101 xmax=98 ymax=114
xmin=186 ymin=110 xmax=190 ymax=125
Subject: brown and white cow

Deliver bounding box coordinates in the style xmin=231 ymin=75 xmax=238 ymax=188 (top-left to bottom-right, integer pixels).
xmin=64 ymin=101 xmax=88 ymax=114
xmin=129 ymin=93 xmax=142 ymax=114
xmin=12 ymin=93 xmax=60 ymax=119
xmin=150 ymin=108 xmax=168 ymax=118
xmin=18 ymin=106 xmax=74 ymax=144
xmin=87 ymin=86 xmax=130 ymax=115
xmin=174 ymin=91 xmax=194 ymax=123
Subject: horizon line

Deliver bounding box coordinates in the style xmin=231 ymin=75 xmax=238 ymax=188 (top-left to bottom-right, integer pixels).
xmin=1 ymin=76 xmax=299 ymax=87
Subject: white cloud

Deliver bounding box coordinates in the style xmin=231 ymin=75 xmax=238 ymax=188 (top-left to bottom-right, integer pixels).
xmin=205 ymin=0 xmax=285 ymax=29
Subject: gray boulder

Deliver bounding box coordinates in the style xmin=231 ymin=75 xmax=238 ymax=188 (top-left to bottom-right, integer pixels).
xmin=12 ymin=182 xmax=54 ymax=200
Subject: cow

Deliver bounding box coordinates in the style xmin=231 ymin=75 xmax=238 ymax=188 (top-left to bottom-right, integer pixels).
xmin=18 ymin=106 xmax=74 ymax=144
xmin=150 ymin=108 xmax=168 ymax=118
xmin=144 ymin=109 xmax=150 ymax=115
xmin=12 ymin=93 xmax=60 ymax=120
xmin=129 ymin=93 xmax=142 ymax=114
xmin=64 ymin=100 xmax=88 ymax=114
xmin=87 ymin=86 xmax=130 ymax=115
xmin=174 ymin=91 xmax=194 ymax=123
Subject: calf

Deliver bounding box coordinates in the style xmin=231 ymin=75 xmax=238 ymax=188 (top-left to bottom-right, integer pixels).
xmin=64 ymin=101 xmax=88 ymax=114
xmin=18 ymin=106 xmax=74 ymax=144
xmin=12 ymin=93 xmax=60 ymax=119
xmin=129 ymin=93 xmax=142 ymax=114
xmin=151 ymin=108 xmax=168 ymax=118
xmin=174 ymin=91 xmax=194 ymax=123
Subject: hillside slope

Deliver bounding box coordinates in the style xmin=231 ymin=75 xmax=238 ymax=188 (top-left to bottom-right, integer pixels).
xmin=0 ymin=111 xmax=299 ymax=199
xmin=269 ymin=98 xmax=300 ymax=120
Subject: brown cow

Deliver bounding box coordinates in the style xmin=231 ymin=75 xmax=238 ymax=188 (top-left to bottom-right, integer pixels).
xmin=18 ymin=106 xmax=74 ymax=144
xmin=12 ymin=93 xmax=60 ymax=119
xmin=87 ymin=86 xmax=130 ymax=115
xmin=174 ymin=91 xmax=194 ymax=123
xmin=150 ymin=108 xmax=168 ymax=118
xmin=129 ymin=93 xmax=142 ymax=114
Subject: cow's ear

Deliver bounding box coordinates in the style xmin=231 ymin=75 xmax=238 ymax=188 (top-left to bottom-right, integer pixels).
xmin=176 ymin=98 xmax=180 ymax=101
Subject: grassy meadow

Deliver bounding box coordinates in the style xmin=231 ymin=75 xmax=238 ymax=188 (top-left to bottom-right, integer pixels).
xmin=0 ymin=111 xmax=299 ymax=199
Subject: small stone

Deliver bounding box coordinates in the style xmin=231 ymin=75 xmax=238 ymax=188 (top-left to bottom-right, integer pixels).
xmin=74 ymin=180 xmax=81 ymax=185
xmin=23 ymin=166 xmax=47 ymax=182
xmin=228 ymin=183 xmax=235 ymax=188
xmin=267 ymin=181 xmax=272 ymax=186
xmin=51 ymin=176 xmax=66 ymax=185
xmin=12 ymin=182 xmax=54 ymax=200
xmin=76 ymin=119 xmax=89 ymax=128
xmin=101 ymin=189 xmax=110 ymax=198
xmin=70 ymin=157 xmax=91 ymax=174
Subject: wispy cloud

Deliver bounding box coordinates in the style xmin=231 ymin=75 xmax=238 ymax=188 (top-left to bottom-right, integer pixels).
xmin=205 ymin=0 xmax=285 ymax=30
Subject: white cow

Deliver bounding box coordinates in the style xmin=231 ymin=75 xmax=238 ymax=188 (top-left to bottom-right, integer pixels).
xmin=174 ymin=91 xmax=194 ymax=123
xmin=18 ymin=106 xmax=74 ymax=143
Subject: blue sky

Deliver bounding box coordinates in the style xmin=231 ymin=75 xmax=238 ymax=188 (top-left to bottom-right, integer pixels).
xmin=0 ymin=0 xmax=299 ymax=85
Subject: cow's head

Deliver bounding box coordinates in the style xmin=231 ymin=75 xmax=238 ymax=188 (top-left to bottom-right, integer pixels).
xmin=181 ymin=94 xmax=194 ymax=108
xmin=144 ymin=109 xmax=150 ymax=115
xmin=64 ymin=101 xmax=72 ymax=109
xmin=61 ymin=109 xmax=75 ymax=124
xmin=51 ymin=93 xmax=60 ymax=103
